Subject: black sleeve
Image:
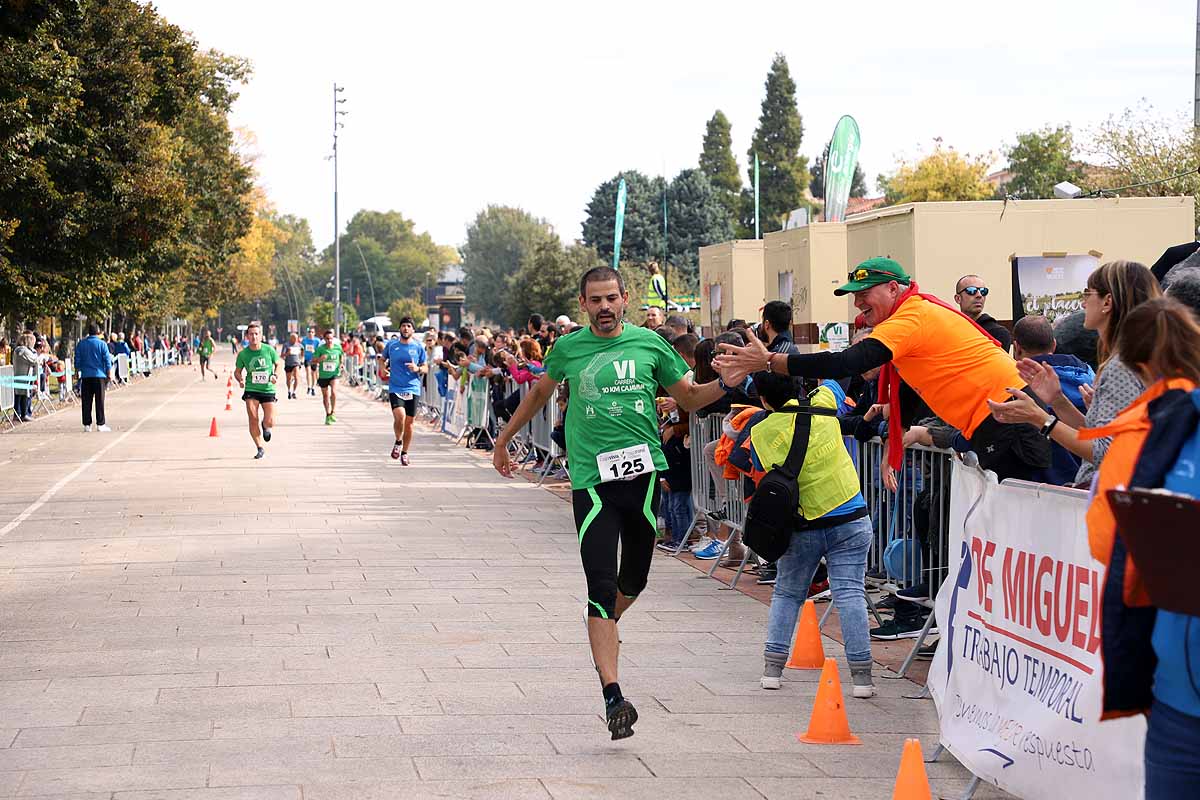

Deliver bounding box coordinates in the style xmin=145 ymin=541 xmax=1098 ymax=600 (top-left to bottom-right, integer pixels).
xmin=784 ymin=338 xmax=892 ymax=379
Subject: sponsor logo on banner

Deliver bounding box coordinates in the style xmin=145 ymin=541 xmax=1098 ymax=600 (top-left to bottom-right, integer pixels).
xmin=929 ymin=462 xmax=1145 ymax=800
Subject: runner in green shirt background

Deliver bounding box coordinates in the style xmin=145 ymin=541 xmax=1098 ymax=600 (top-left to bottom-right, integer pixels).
xmin=198 ymin=330 xmax=217 ymax=381
xmin=311 ymin=329 xmax=343 ymax=425
xmin=233 ymin=322 xmax=280 ymax=459
xmin=492 ymin=266 xmax=726 ymax=741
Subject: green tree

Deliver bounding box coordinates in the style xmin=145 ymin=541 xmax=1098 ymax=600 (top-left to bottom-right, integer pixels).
xmin=1002 ymin=126 xmax=1085 ymax=199
xmin=386 ymin=294 xmax=428 ymax=327
xmin=323 ymin=209 xmax=453 ymax=319
xmin=461 ymin=205 xmax=555 ymax=323
xmin=308 ymin=299 xmax=357 ymax=332
xmin=810 ymin=147 xmax=867 ymax=199
xmin=698 ymin=110 xmax=742 ymax=226
xmin=878 ymin=144 xmax=994 ymax=204
xmin=504 ymin=240 xmax=600 ymax=328
xmin=1087 ymin=103 xmax=1200 ymax=226
xmin=665 ymin=169 xmax=735 ymax=287
xmin=0 ymin=1 xmax=211 ymax=320
xmin=744 ymin=54 xmax=811 ymax=235
xmin=581 ymin=171 xmax=666 ymax=266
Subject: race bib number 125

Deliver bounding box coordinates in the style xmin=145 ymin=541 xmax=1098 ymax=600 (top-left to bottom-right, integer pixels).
xmin=596 ymin=443 xmax=652 ymax=482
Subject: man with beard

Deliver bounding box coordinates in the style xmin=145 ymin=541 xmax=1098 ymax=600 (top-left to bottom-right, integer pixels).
xmin=383 ymin=317 xmax=427 ymax=464
xmin=492 ymin=266 xmax=726 ymax=741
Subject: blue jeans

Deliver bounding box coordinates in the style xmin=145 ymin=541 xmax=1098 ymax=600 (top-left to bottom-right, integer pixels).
xmin=765 ymin=515 xmax=872 ymax=663
xmin=663 ymin=488 xmax=693 ymax=543
xmin=1146 ymin=699 xmax=1200 ymax=799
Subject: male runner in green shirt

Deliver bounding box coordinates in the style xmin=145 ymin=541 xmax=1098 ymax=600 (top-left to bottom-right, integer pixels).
xmin=494 ymin=266 xmax=726 ymax=740
xmin=311 ymin=329 xmax=343 ymax=425
xmin=233 ymin=322 xmax=280 ymax=460
xmin=198 ymin=330 xmax=216 ymax=381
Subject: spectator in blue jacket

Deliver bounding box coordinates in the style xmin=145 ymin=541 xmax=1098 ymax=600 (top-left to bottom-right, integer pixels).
xmin=74 ymin=322 xmax=113 ymax=432
xmin=1011 ymin=315 xmax=1095 ymax=485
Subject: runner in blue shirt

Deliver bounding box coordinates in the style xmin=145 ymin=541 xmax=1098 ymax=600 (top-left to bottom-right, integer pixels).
xmin=383 ymin=316 xmax=427 ymax=464
xmin=300 ymin=326 xmax=321 ymax=396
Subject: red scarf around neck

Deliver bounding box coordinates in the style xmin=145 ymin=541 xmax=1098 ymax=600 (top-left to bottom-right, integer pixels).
xmin=876 ymin=281 xmax=1002 ymax=471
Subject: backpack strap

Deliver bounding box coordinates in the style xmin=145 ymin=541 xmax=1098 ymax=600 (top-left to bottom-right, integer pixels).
xmin=774 ymin=403 xmax=837 ymax=480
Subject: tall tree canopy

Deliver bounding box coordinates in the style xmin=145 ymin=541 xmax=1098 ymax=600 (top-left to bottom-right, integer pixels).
xmin=1087 ymin=104 xmax=1200 ymax=226
xmin=665 ymin=169 xmax=735 ymax=287
xmin=698 ymin=110 xmax=742 ymax=226
xmin=321 ymin=209 xmax=454 ymax=320
xmin=580 ymin=171 xmax=665 ymax=267
xmin=1001 ymin=126 xmax=1084 ymax=199
xmin=878 ymin=144 xmax=994 ymax=204
xmin=504 ymin=241 xmax=599 ymax=329
xmin=0 ymin=0 xmax=254 ymax=324
xmin=744 ymin=54 xmax=810 ymax=235
xmin=460 ymin=206 xmax=554 ymax=324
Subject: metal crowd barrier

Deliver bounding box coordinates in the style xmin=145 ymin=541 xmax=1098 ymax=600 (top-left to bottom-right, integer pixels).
xmin=0 ymin=366 xmax=15 ymax=429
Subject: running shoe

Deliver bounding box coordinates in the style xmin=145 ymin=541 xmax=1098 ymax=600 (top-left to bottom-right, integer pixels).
xmin=689 ymin=536 xmax=713 ymax=553
xmin=400 ymin=452 xmax=410 ymax=466
xmin=756 ymin=564 xmax=777 ymax=585
xmin=391 ymin=443 xmax=402 ymax=460
xmin=869 ymin=617 xmax=936 ymax=640
xmin=605 ymin=698 xmax=638 ymax=740
xmin=693 ymin=541 xmax=723 ymax=560
xmin=328 ymin=414 xmax=336 ymax=422
xmin=262 ymin=427 xmax=271 ymax=442
xmin=254 ymin=447 xmax=265 ymax=460
xmin=655 ymin=540 xmax=685 ymax=552
xmin=82 ymin=425 xmax=92 ymax=433
xmin=96 ymin=424 xmax=111 ymax=432
xmin=324 ymin=415 xmax=332 ymax=425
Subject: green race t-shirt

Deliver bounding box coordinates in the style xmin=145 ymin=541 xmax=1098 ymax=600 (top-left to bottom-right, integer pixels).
xmin=543 ymin=323 xmax=689 ymax=489
xmin=198 ymin=338 xmax=214 ymax=357
xmin=235 ymin=345 xmax=280 ymax=395
xmin=312 ymin=344 xmax=343 ymax=378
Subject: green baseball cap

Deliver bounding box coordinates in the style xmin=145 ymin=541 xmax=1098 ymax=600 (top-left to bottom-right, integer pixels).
xmin=834 ymin=257 xmax=912 ymax=296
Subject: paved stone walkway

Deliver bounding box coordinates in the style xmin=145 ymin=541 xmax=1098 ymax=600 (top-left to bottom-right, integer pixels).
xmin=0 ymin=354 xmax=1008 ymax=799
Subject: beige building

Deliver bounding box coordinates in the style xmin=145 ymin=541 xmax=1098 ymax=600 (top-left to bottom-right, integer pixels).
xmin=844 ymin=197 xmax=1195 ymax=324
xmin=702 ymin=196 xmax=1196 ymax=347
xmin=762 ymin=223 xmax=853 ymax=351
xmin=698 ymin=240 xmax=764 ymax=336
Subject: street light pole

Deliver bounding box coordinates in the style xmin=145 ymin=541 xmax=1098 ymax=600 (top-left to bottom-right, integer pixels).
xmin=1195 ymin=0 xmax=1200 ymax=128
xmin=332 ymin=83 xmax=346 ymax=336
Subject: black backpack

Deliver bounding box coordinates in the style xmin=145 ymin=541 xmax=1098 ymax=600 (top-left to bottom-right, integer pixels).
xmin=741 ymin=402 xmax=839 ymax=563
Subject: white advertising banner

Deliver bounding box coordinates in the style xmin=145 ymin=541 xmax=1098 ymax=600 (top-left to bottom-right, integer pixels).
xmin=929 ymin=462 xmax=1146 ymax=800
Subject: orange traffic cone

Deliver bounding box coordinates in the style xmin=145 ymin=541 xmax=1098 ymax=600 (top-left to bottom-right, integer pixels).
xmin=208 ymin=417 xmax=219 ymax=437
xmin=224 ymin=400 xmax=232 ymax=411
xmin=785 ymin=599 xmax=825 ymax=669
xmin=796 ymin=658 xmax=861 ymax=745
xmin=891 ymin=738 xmax=932 ymax=800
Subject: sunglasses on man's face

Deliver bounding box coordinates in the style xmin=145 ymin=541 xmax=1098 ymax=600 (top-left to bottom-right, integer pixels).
xmin=960 ymin=286 xmax=989 ymax=297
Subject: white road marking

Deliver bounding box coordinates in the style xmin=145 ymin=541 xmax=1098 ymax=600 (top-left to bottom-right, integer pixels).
xmin=0 ymin=377 xmax=197 ymax=539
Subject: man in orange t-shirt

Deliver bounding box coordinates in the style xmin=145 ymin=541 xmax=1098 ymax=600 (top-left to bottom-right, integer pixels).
xmin=715 ymin=257 xmax=1051 ymax=481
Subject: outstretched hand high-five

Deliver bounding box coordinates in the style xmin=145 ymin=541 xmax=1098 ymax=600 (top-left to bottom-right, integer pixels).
xmin=712 ymin=335 xmax=771 ymax=387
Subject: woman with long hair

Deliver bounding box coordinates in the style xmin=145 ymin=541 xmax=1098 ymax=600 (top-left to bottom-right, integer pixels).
xmin=1082 ymin=297 xmax=1200 ymax=799
xmin=988 ymin=260 xmax=1160 ymax=483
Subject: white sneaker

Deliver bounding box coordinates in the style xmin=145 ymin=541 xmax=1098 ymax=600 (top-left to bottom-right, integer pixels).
xmin=689 ymin=536 xmax=713 ymax=553
xmin=82 ymin=425 xmax=92 ymax=432
xmin=761 ymin=675 xmax=781 ymax=690
xmin=852 ymin=684 xmax=878 ymax=699
xmin=96 ymin=425 xmax=111 ymax=432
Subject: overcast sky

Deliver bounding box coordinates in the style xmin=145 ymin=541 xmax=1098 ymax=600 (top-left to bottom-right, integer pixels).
xmin=150 ymin=0 xmax=1194 ymax=252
